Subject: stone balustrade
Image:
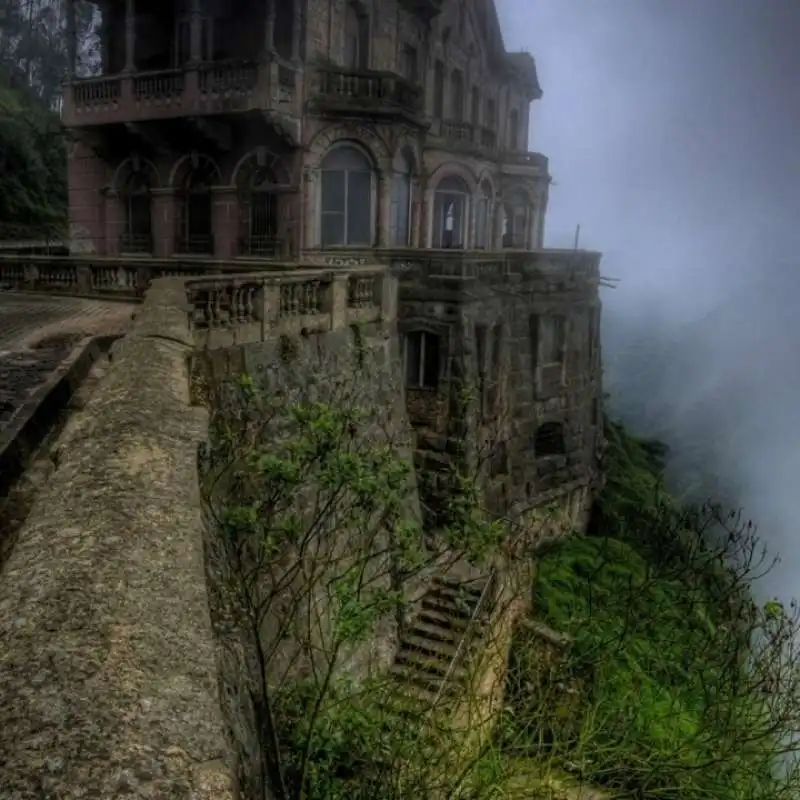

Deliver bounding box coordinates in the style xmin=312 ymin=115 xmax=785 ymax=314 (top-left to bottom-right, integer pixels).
xmin=62 ymin=56 xmax=298 ymax=127
xmin=181 ymin=267 xmax=391 ymax=349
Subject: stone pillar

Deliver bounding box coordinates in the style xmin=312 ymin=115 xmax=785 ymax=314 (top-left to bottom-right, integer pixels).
xmin=423 ymin=186 xmax=434 ymax=248
xmin=212 ymin=186 xmax=238 ymax=259
xmin=291 ymin=1 xmax=302 ymax=63
xmin=303 ymin=168 xmax=317 ymax=250
xmin=377 ymin=170 xmax=392 ymax=248
xmin=152 ymin=188 xmax=176 ymax=258
xmin=66 ymin=0 xmax=77 ymax=77
xmin=494 ymin=203 xmax=505 ymax=250
xmin=124 ymin=0 xmax=135 ymax=71
xmin=264 ymin=0 xmax=276 ymax=55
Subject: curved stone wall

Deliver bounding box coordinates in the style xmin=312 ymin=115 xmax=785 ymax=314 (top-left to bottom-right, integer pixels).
xmin=0 ymin=282 xmax=235 ymax=797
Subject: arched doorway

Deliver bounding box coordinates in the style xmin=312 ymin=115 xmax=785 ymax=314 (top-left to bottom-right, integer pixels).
xmin=236 ymin=159 xmax=288 ymax=257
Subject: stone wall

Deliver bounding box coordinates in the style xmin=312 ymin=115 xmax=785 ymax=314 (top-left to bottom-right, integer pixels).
xmin=0 ymin=281 xmax=235 ymax=797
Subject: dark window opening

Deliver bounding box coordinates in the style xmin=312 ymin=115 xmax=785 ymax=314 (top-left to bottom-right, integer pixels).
xmin=508 ymin=108 xmax=520 ymax=150
xmin=345 ymin=2 xmax=369 ymax=70
xmin=275 ymin=0 xmax=294 ymax=61
xmin=402 ymin=45 xmax=418 ymax=83
xmin=485 ymin=98 xmax=496 ymax=130
xmin=178 ymin=159 xmax=216 ymax=254
xmin=535 ymin=422 xmax=566 ymax=457
xmin=405 ymin=330 xmax=440 ymax=389
xmin=451 ymin=69 xmax=464 ymax=121
xmin=542 ymin=315 xmax=566 ymax=365
xmin=433 ymin=60 xmax=444 ymax=117
xmin=320 ymin=145 xmax=373 ymax=246
xmin=528 ymin=314 xmax=540 ymax=375
xmin=591 ymin=397 xmax=599 ymax=426
xmin=470 ymin=85 xmax=480 ymax=127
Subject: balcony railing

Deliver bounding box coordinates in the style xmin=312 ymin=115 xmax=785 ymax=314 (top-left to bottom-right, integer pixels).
xmin=237 ymin=235 xmax=282 ymax=258
xmin=312 ymin=66 xmax=422 ymax=119
xmin=502 ymin=150 xmax=549 ymax=173
xmin=119 ymin=233 xmax=153 ymax=255
xmin=175 ymin=234 xmax=215 ymax=256
xmin=63 ymin=58 xmax=296 ymax=126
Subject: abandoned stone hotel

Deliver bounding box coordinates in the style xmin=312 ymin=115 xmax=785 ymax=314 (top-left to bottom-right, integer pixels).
xmin=0 ymin=0 xmax=605 ymax=794
xmin=58 ymin=0 xmax=603 ymax=514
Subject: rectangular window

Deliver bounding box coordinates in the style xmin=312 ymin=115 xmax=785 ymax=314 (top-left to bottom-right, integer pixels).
xmin=402 ymin=45 xmax=418 ymax=83
xmin=471 ymin=86 xmax=480 ymax=127
xmin=432 ymin=193 xmax=465 ymax=248
xmin=405 ymin=331 xmax=440 ymax=389
xmin=541 ymin=315 xmax=566 ymax=365
xmin=485 ymin=98 xmax=496 ymax=129
xmin=451 ymin=70 xmax=464 ymax=121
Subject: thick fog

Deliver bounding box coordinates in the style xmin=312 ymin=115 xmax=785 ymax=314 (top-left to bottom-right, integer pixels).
xmin=500 ymin=0 xmax=800 ymax=600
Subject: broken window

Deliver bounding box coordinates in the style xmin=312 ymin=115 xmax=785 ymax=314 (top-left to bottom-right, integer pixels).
xmin=535 ymin=421 xmax=566 ymax=457
xmin=405 ymin=331 xmax=440 ymax=389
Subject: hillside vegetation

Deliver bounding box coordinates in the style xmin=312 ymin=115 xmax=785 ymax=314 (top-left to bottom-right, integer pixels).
xmin=502 ymin=418 xmax=800 ymax=799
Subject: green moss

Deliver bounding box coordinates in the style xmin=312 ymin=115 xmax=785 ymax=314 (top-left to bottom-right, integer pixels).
xmin=505 ymin=417 xmax=788 ymax=799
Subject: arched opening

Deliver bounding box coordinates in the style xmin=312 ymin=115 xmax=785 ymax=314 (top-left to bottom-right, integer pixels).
xmin=390 ymin=149 xmax=413 ymax=246
xmin=320 ymin=144 xmax=374 ymax=246
xmin=177 ymin=158 xmax=216 ymax=255
xmin=237 ymin=157 xmax=287 ymax=257
xmin=474 ymin=178 xmax=492 ymax=249
xmin=433 ymin=60 xmax=445 ymax=117
xmin=404 ymin=330 xmax=440 ymax=389
xmin=451 ymin=69 xmax=464 ymax=121
xmin=503 ymin=189 xmax=531 ymax=249
xmin=344 ymin=1 xmax=369 ymax=70
xmin=432 ymin=175 xmax=470 ymax=249
xmin=508 ymin=107 xmax=520 ymax=150
xmin=535 ymin=421 xmax=566 ymax=457
xmin=120 ymin=167 xmax=153 ymax=254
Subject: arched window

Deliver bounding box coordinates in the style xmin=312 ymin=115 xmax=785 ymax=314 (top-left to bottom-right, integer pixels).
xmin=451 ymin=69 xmax=464 ymax=121
xmin=508 ymin=108 xmax=520 ymax=150
xmin=433 ymin=60 xmax=444 ymax=117
xmin=390 ymin=150 xmax=413 ymax=246
xmin=474 ymin=179 xmax=492 ymax=249
xmin=320 ymin=145 xmax=373 ymax=246
xmin=535 ymin=421 xmax=566 ymax=457
xmin=120 ymin=168 xmax=152 ymax=254
xmin=432 ymin=175 xmax=469 ymax=249
xmin=404 ymin=330 xmax=440 ymax=389
xmin=237 ymin=162 xmax=282 ymax=257
xmin=178 ymin=158 xmax=215 ymax=254
xmin=345 ymin=2 xmax=369 ymax=70
xmin=503 ymin=189 xmax=530 ymax=249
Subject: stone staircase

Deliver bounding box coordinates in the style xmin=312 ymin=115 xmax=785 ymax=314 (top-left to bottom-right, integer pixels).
xmin=384 ymin=574 xmax=495 ymax=720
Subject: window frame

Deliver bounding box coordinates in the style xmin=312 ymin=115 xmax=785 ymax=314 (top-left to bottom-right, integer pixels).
xmin=319 ymin=145 xmax=375 ymax=247
xmin=404 ymin=330 xmax=440 ymax=390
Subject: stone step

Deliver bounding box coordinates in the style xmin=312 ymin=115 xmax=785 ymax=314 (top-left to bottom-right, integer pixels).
xmin=395 ymin=648 xmax=465 ymax=680
xmin=407 ymin=619 xmax=461 ymax=645
xmin=417 ymin=606 xmax=477 ymax=631
xmin=402 ymin=632 xmax=460 ymax=659
xmin=390 ymin=663 xmax=460 ymax=697
xmin=421 ymin=595 xmax=476 ymax=620
xmin=429 ymin=581 xmax=485 ymax=605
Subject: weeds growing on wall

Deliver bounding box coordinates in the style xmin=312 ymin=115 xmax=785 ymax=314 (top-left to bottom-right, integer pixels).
xmin=500 ymin=418 xmax=800 ymax=799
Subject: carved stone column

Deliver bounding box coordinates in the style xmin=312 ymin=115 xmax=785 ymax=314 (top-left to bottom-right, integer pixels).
xmin=124 ymin=0 xmax=136 ymax=71
xmin=264 ymin=0 xmax=276 ymax=55
xmin=377 ymin=170 xmax=393 ymax=248
xmin=291 ymin=1 xmax=302 ymax=64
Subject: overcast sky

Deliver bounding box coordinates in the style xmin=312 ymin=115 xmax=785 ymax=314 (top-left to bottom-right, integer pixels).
xmin=498 ymin=0 xmax=800 ymax=600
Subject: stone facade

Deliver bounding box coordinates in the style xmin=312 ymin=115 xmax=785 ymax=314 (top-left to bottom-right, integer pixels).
xmin=61 ymin=0 xmax=603 ymax=514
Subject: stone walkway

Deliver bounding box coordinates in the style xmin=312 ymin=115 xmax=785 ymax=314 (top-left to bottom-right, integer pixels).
xmin=0 ymin=291 xmax=136 ymax=351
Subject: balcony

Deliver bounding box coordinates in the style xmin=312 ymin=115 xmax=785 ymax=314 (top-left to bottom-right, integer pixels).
xmin=428 ymin=119 xmax=498 ymax=159
xmin=397 ymin=0 xmax=444 ymax=20
xmin=309 ymin=66 xmax=423 ymax=124
xmin=62 ymin=57 xmax=297 ymax=128
xmin=501 ymin=149 xmax=549 ymax=177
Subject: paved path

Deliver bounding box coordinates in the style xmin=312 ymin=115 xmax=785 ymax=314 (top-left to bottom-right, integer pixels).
xmin=0 ymin=292 xmax=136 ymax=433
xmin=0 ymin=291 xmax=136 ymax=350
